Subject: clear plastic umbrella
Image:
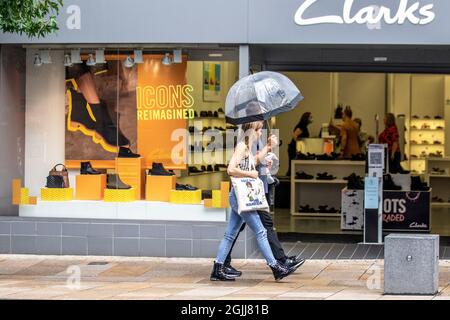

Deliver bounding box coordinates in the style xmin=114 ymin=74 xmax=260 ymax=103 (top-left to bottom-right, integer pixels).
xmin=225 ymin=71 xmax=304 ymax=125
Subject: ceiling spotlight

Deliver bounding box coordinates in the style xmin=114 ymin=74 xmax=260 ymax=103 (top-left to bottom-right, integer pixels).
xmin=134 ymin=50 xmax=144 ymax=64
xmin=70 ymin=49 xmax=82 ymax=64
xmin=40 ymin=50 xmax=52 ymax=64
xmin=33 ymin=53 xmax=42 ymax=67
xmin=162 ymin=53 xmax=172 ymax=66
xmin=64 ymin=54 xmax=73 ymax=67
xmin=173 ymin=49 xmax=182 ymax=63
xmin=123 ymin=55 xmax=135 ymax=68
xmin=86 ymin=53 xmax=96 ymax=66
xmin=95 ymin=49 xmax=106 ymax=64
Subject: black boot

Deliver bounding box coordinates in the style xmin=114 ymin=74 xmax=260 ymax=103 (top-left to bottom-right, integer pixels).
xmin=89 ymin=100 xmax=130 ymax=147
xmin=411 ymin=176 xmax=430 ymax=191
xmin=118 ymin=146 xmax=140 ymax=158
xmin=383 ymin=174 xmax=402 ymax=191
xmin=67 ymin=89 xmax=96 ymax=131
xmin=270 ymin=261 xmax=298 ymax=281
xmin=106 ymin=174 xmax=131 ymax=189
xmin=223 ymin=263 xmax=242 ymax=278
xmin=210 ymin=262 xmax=235 ymax=281
xmin=80 ymin=161 xmax=101 ymax=175
xmin=150 ymin=162 xmax=174 ymax=176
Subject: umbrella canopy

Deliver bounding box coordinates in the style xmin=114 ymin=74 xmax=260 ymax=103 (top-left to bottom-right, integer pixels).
xmin=225 ymin=71 xmax=304 ymax=125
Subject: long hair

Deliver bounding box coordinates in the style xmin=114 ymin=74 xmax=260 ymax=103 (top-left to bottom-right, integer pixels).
xmin=385 ymin=113 xmax=396 ymax=128
xmin=296 ymin=112 xmax=311 ymax=129
xmin=239 ymin=121 xmax=263 ymax=150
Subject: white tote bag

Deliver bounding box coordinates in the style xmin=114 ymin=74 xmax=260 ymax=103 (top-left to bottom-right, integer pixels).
xmin=230 ymin=154 xmax=270 ymax=214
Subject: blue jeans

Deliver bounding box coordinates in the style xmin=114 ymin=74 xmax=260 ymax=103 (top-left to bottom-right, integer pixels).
xmin=215 ymin=189 xmax=277 ymax=266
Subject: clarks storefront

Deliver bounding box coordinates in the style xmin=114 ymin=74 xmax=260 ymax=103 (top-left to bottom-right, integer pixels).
xmin=0 ymin=0 xmax=449 ymax=257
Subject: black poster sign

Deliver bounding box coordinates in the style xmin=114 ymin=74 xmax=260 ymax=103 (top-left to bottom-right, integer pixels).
xmin=382 ymin=191 xmax=430 ymax=231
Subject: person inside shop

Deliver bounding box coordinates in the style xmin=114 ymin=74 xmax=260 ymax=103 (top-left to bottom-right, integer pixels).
xmin=286 ymin=112 xmax=312 ymax=176
xmin=339 ymin=106 xmax=361 ymax=159
xmin=354 ymin=118 xmax=374 ymax=153
xmin=379 ymin=113 xmax=407 ymax=174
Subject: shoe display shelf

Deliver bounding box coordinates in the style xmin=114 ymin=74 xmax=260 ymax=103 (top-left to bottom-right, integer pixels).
xmin=187 ymin=115 xmax=235 ymax=178
xmin=425 ymin=157 xmax=450 ymax=208
xmin=290 ymin=160 xmax=365 ymax=217
xmin=405 ymin=118 xmax=445 ymax=174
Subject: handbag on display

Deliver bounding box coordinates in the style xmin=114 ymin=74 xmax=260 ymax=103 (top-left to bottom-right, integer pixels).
xmin=45 ymin=175 xmax=66 ymax=188
xmin=48 ymin=164 xmax=70 ymax=188
xmin=230 ymin=154 xmax=270 ymax=214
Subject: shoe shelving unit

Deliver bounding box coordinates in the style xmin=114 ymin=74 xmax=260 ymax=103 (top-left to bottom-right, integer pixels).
xmin=186 ymin=113 xmax=236 ymax=176
xmin=425 ymin=157 xmax=450 ymax=208
xmin=290 ymin=160 xmax=366 ymax=217
xmin=405 ymin=118 xmax=446 ymax=174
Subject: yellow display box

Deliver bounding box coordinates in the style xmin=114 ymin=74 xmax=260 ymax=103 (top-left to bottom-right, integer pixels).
xmin=41 ymin=188 xmax=74 ymax=201
xmin=146 ymin=175 xmax=176 ymax=202
xmin=104 ymin=188 xmax=135 ymax=202
xmin=20 ymin=188 xmax=29 ymax=205
xmin=169 ymin=189 xmax=202 ymax=205
xmin=204 ymin=198 xmax=213 ymax=208
xmin=212 ymin=190 xmax=222 ymax=208
xmin=115 ymin=157 xmax=146 ymax=200
xmin=75 ymin=174 xmax=106 ymax=200
xmin=12 ymin=179 xmax=21 ymax=205
xmin=220 ymin=181 xmax=230 ymax=208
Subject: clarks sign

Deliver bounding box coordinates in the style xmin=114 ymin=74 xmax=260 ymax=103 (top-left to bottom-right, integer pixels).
xmin=295 ymin=0 xmax=435 ymax=26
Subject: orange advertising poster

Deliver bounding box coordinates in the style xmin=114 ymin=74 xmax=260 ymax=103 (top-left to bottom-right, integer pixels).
xmin=136 ymin=55 xmax=192 ymax=169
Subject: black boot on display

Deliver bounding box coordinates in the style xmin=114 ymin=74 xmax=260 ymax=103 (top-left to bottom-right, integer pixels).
xmin=270 ymin=261 xmax=298 ymax=281
xmin=80 ymin=161 xmax=101 ymax=175
xmin=210 ymin=262 xmax=236 ymax=281
xmin=383 ymin=174 xmax=402 ymax=191
xmin=150 ymin=163 xmax=175 ymax=176
xmin=106 ymin=174 xmax=131 ymax=189
xmin=411 ymin=176 xmax=430 ymax=191
xmin=223 ymin=263 xmax=242 ymax=278
xmin=118 ymin=146 xmax=140 ymax=158
xmin=68 ymin=89 xmax=96 ymax=131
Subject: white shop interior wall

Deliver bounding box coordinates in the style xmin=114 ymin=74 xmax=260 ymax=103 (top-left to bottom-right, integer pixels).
xmin=277 ymin=72 xmax=332 ymax=176
xmin=25 ymin=49 xmax=65 ymax=197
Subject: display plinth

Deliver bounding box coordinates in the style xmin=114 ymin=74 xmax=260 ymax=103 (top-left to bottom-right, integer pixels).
xmin=41 ymin=188 xmax=74 ymax=201
xmin=19 ymin=200 xmax=227 ymax=222
xmin=104 ymin=188 xmax=135 ymax=202
xmin=146 ymin=175 xmax=176 ymax=202
xmin=170 ymin=189 xmax=202 ymax=204
xmin=115 ymin=157 xmax=146 ymax=200
xmin=75 ymin=174 xmax=106 ymax=200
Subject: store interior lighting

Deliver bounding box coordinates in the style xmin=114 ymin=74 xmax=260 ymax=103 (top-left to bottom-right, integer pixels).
xmin=70 ymin=49 xmax=82 ymax=64
xmin=33 ymin=53 xmax=43 ymax=67
xmin=134 ymin=50 xmax=144 ymax=64
xmin=95 ymin=49 xmax=106 ymax=64
xmin=64 ymin=54 xmax=73 ymax=67
xmin=123 ymin=55 xmax=135 ymax=68
xmin=86 ymin=53 xmax=96 ymax=66
xmin=208 ymin=53 xmax=223 ymax=58
xmin=40 ymin=50 xmax=52 ymax=64
xmin=173 ymin=49 xmax=182 ymax=63
xmin=162 ymin=53 xmax=172 ymax=66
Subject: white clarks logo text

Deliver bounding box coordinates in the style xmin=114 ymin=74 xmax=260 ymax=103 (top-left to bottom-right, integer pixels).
xmin=294 ymin=0 xmax=435 ymax=26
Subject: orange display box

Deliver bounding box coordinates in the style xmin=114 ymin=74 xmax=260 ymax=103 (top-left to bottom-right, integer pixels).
xmin=115 ymin=157 xmax=146 ymax=200
xmin=146 ymin=175 xmax=176 ymax=202
xmin=220 ymin=181 xmax=230 ymax=208
xmin=75 ymin=174 xmax=107 ymax=200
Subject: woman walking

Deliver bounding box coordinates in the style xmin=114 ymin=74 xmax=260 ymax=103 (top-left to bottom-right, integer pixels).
xmin=210 ymin=120 xmax=300 ymax=282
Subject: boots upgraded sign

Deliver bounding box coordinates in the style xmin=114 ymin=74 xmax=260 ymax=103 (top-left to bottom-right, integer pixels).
xmin=382 ymin=191 xmax=431 ymax=231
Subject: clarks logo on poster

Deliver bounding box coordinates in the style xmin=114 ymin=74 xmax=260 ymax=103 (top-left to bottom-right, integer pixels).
xmin=294 ymin=0 xmax=435 ymax=26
